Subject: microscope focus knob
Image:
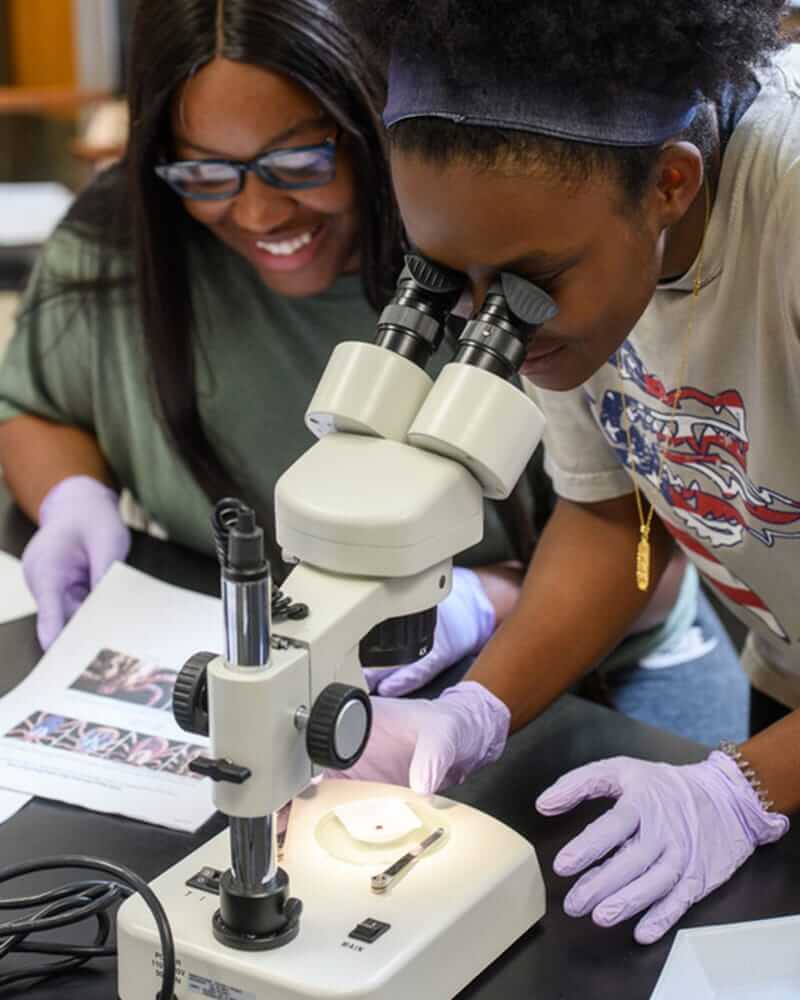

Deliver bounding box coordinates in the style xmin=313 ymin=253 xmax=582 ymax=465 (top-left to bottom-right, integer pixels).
xmin=306 ymin=683 xmax=372 ymax=770
xmin=173 ymin=651 xmax=215 ymax=736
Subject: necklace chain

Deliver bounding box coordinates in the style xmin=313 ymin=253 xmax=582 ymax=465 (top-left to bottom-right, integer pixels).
xmin=619 ymin=180 xmax=712 ymax=591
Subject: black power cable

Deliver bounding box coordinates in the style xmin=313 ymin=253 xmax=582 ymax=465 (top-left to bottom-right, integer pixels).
xmin=0 ymin=855 xmax=175 ymax=998
xmin=1 ymin=500 xmax=306 ymax=997
xmin=213 ymin=498 xmax=309 ymax=622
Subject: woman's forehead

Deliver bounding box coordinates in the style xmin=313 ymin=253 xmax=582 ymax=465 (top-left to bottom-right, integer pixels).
xmin=174 ymin=57 xmax=325 ymax=156
xmin=390 ymin=147 xmax=612 ymax=271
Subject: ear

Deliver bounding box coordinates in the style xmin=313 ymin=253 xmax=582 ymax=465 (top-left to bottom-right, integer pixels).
xmin=650 ymin=142 xmax=704 ymax=228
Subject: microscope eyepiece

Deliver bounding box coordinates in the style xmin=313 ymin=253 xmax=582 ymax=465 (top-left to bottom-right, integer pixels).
xmin=405 ymin=253 xmax=464 ymax=295
xmin=375 ymin=253 xmax=466 ymax=369
xmin=453 ymin=274 xmax=558 ymax=380
xmin=500 ymin=272 xmax=560 ymax=328
xmin=378 ymin=254 xmax=558 ymax=380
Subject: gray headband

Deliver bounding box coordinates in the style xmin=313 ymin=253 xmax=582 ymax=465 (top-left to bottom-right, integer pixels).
xmin=384 ymin=54 xmax=701 ymax=147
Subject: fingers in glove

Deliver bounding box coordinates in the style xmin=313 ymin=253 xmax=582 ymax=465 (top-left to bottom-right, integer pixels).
xmin=409 ymin=727 xmax=457 ymax=795
xmin=562 ymin=834 xmax=664 ymax=917
xmin=553 ymin=800 xmax=641 ymax=877
xmin=371 ymin=659 xmax=437 ymax=697
xmin=362 ymin=667 xmax=390 ymax=694
xmin=34 ymin=589 xmax=68 ymax=651
xmin=63 ymin=580 xmax=90 ymax=620
xmin=322 ymin=767 xmax=358 ymax=782
xmin=591 ymin=854 xmax=683 ymax=931
xmin=87 ymin=523 xmax=130 ymax=588
xmin=633 ymin=870 xmax=703 ymax=945
xmin=536 ymin=758 xmax=625 ymax=817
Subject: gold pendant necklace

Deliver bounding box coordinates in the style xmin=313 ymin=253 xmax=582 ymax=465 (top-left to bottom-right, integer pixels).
xmin=636 ymin=527 xmax=652 ymax=592
xmin=619 ymin=179 xmax=711 ymax=592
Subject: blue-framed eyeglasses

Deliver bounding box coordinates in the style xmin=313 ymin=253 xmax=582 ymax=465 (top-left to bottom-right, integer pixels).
xmin=155 ymin=128 xmax=340 ymax=200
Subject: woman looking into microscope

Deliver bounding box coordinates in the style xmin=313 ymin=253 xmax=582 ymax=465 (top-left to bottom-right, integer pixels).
xmin=335 ymin=0 xmax=800 ymax=947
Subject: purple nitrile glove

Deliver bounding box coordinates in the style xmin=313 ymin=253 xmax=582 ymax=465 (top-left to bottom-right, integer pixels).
xmin=326 ymin=681 xmax=510 ymax=793
xmin=22 ymin=476 xmax=130 ymax=650
xmin=535 ymin=752 xmax=789 ymax=945
xmin=364 ymin=567 xmax=495 ymax=697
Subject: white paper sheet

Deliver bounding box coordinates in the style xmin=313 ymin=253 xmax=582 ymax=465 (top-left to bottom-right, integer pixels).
xmin=651 ymin=914 xmax=800 ymax=999
xmin=0 ymin=183 xmax=75 ymax=246
xmin=0 ymin=789 xmax=31 ymax=823
xmin=0 ymin=551 xmax=37 ymax=624
xmin=334 ymin=798 xmax=422 ymax=844
xmin=0 ymin=563 xmax=224 ymax=832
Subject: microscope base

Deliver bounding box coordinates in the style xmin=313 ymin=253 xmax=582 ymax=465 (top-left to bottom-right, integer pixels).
xmin=117 ymin=781 xmax=546 ymax=1000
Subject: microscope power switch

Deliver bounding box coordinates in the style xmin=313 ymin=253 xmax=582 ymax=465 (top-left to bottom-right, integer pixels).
xmin=306 ymin=683 xmax=372 ymax=770
xmin=349 ymin=918 xmax=391 ymax=944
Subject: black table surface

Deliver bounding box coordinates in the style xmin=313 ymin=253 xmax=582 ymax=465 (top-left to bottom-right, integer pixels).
xmin=1 ymin=486 xmax=798 ymax=1000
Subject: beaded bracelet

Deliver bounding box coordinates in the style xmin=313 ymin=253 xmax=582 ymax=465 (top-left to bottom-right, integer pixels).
xmin=719 ymin=740 xmax=775 ymax=811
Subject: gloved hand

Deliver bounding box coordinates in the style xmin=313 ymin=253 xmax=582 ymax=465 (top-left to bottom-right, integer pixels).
xmin=22 ymin=476 xmax=130 ymax=650
xmin=535 ymin=752 xmax=789 ymax=944
xmin=364 ymin=567 xmax=495 ymax=696
xmin=327 ymin=681 xmax=510 ymax=793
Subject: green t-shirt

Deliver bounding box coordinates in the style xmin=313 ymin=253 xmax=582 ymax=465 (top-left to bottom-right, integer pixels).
xmin=0 ymin=222 xmax=535 ymax=566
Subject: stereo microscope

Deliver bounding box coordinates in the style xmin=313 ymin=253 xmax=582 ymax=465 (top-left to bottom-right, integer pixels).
xmin=117 ymin=255 xmax=554 ymax=999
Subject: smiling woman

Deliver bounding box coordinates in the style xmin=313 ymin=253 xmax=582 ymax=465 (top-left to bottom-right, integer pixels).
xmin=0 ymin=0 xmax=397 ymax=559
xmin=167 ymin=61 xmax=359 ymax=296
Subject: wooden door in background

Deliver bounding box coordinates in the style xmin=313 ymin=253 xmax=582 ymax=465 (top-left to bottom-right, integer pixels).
xmin=6 ymin=0 xmax=77 ymax=87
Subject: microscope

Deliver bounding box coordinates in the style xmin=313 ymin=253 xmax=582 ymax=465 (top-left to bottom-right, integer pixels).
xmin=117 ymin=256 xmax=554 ymax=999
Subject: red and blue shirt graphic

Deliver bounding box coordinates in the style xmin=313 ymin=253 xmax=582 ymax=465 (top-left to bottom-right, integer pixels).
xmin=593 ymin=343 xmax=800 ymax=642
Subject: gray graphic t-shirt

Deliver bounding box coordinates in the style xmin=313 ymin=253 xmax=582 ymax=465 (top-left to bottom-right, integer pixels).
xmin=527 ymin=47 xmax=800 ymax=706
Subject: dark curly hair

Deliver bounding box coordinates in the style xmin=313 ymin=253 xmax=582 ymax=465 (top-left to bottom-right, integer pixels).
xmin=335 ymin=0 xmax=789 ymax=202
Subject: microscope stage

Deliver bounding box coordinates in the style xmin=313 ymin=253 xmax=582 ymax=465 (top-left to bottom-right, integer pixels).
xmin=117 ymin=780 xmax=545 ymax=999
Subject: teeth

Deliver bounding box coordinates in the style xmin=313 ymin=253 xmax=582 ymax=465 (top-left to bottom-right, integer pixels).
xmin=257 ymin=229 xmax=316 ymax=256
